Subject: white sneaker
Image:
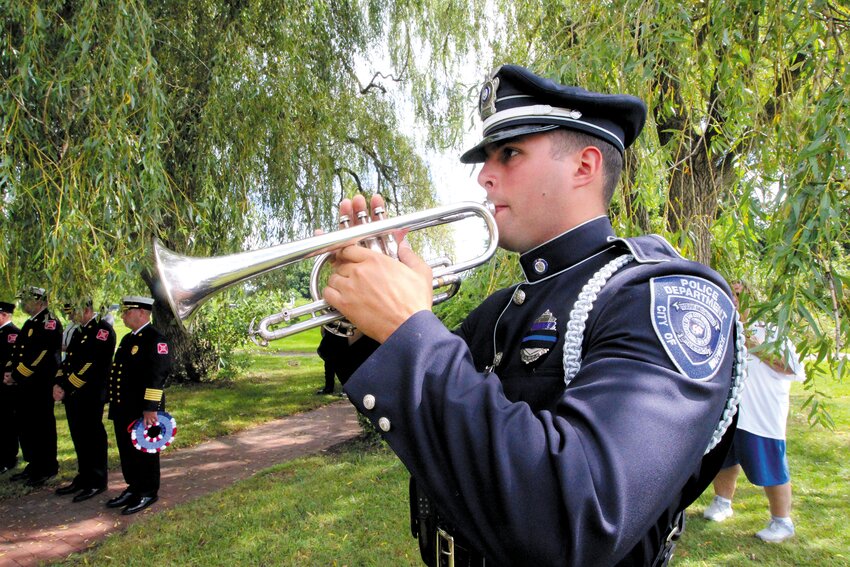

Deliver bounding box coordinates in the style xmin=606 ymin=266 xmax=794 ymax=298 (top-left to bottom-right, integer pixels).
xmin=755 ymin=519 xmax=795 ymax=543
xmin=703 ymin=496 xmax=733 ymax=522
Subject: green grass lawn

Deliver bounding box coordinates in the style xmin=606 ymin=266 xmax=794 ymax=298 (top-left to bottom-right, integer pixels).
xmin=46 ymin=363 xmax=848 ymax=566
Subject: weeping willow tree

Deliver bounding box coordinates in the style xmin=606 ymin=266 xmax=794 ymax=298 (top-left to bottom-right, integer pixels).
xmin=1 ymin=0 xmax=488 ymax=379
xmin=465 ymin=0 xmax=848 ymax=421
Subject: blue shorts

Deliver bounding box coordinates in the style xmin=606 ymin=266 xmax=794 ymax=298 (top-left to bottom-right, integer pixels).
xmin=722 ymin=429 xmax=790 ymax=487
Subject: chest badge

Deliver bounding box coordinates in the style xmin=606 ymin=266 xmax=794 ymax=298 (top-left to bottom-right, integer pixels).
xmin=521 ymin=310 xmax=559 ymax=365
xmin=651 ymin=276 xmax=734 ymax=380
xmin=131 ymin=345 xmax=139 ymax=355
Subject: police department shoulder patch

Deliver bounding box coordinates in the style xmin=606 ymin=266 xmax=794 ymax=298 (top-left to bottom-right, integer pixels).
xmin=650 ymin=275 xmax=734 ymax=380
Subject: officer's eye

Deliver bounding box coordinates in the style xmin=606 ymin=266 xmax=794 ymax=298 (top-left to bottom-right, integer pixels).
xmin=499 ymin=147 xmax=520 ymax=162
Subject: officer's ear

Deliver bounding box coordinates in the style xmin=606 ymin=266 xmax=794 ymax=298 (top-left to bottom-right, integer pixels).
xmin=572 ymin=145 xmax=604 ymax=191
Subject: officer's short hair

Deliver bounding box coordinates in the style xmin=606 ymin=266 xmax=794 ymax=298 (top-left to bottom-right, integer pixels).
xmin=549 ymin=129 xmax=623 ymax=205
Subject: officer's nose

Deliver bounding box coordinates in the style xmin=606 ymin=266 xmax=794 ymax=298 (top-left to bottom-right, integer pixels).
xmin=477 ymin=160 xmax=496 ymax=192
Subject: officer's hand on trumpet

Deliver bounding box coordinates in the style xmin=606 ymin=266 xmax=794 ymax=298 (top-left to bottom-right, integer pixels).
xmin=323 ymin=194 xmax=434 ymax=344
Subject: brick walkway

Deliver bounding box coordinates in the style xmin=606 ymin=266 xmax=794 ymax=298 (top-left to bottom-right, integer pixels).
xmin=0 ymin=401 xmax=360 ymax=566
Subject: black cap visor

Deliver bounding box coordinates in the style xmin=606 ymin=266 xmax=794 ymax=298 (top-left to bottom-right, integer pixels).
xmin=460 ymin=124 xmax=560 ymax=164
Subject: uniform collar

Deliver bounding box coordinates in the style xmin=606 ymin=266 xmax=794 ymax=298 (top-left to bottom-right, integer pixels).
xmin=519 ymin=216 xmax=616 ymax=282
xmin=133 ymin=321 xmax=151 ymax=335
xmin=29 ymin=307 xmax=48 ymax=321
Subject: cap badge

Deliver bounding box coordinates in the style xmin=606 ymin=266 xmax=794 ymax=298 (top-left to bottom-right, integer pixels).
xmin=479 ymin=76 xmax=500 ymax=120
xmin=521 ymin=309 xmax=559 ymax=365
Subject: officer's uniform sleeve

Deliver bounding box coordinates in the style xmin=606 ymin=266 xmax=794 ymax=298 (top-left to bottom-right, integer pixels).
xmin=143 ymin=334 xmax=172 ymax=412
xmin=344 ymin=275 xmax=735 ymax=566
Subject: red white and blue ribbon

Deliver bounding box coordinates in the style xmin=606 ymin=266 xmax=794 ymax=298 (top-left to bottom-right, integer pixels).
xmin=130 ymin=411 xmax=177 ymax=453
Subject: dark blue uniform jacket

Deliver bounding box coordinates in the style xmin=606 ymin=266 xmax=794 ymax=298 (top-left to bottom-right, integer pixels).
xmin=344 ymin=216 xmax=737 ymax=566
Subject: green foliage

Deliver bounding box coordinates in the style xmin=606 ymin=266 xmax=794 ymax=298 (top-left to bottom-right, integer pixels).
xmin=1 ymin=0 xmax=477 ymax=297
xmin=483 ymin=0 xmax=850 ymax=418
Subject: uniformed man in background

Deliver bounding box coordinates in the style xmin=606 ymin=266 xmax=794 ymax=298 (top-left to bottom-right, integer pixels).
xmin=0 ymin=301 xmax=21 ymax=474
xmin=323 ymin=65 xmax=743 ymax=566
xmin=4 ymin=287 xmax=62 ymax=487
xmin=105 ymin=296 xmax=172 ymax=515
xmin=53 ymin=299 xmax=116 ymax=502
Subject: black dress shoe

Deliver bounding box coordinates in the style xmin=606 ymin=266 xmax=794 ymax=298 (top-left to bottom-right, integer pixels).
xmin=9 ymin=471 xmax=30 ymax=481
xmin=25 ymin=472 xmax=56 ymax=487
xmin=106 ymin=490 xmax=138 ymax=508
xmin=315 ymin=388 xmax=334 ymax=395
xmin=55 ymin=483 xmax=81 ymax=496
xmin=73 ymin=486 xmax=106 ymax=503
xmin=0 ymin=463 xmax=17 ymax=474
xmin=121 ymin=495 xmax=158 ymax=515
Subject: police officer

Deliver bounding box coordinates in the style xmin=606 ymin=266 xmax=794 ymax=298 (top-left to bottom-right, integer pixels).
xmin=53 ymin=299 xmax=116 ymax=502
xmin=106 ymin=296 xmax=172 ymax=515
xmin=323 ymin=65 xmax=743 ymax=566
xmin=4 ymin=287 xmax=63 ymax=486
xmin=0 ymin=301 xmax=21 ymax=474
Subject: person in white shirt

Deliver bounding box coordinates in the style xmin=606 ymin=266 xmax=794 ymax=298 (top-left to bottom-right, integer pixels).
xmin=703 ymin=281 xmax=806 ymax=543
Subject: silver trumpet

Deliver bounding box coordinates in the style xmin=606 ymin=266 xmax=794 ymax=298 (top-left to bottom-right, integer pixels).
xmin=153 ymin=201 xmax=499 ymax=345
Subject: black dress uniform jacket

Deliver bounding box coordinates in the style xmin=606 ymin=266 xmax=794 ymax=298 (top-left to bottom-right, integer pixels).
xmin=0 ymin=321 xmax=22 ymax=468
xmin=7 ymin=308 xmax=63 ymax=476
xmin=108 ymin=322 xmax=172 ymax=497
xmin=57 ymin=317 xmax=116 ymax=489
xmin=108 ymin=323 xmax=171 ymax=420
xmin=57 ymin=317 xmax=116 ymax=402
xmin=344 ymin=217 xmax=738 ymax=566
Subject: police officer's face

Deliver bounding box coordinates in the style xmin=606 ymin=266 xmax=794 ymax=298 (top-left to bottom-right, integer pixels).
xmin=477 ymin=132 xmax=593 ymax=253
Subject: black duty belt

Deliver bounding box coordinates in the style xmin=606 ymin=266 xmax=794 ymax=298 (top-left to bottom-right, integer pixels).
xmin=412 ymin=477 xmax=487 ymax=567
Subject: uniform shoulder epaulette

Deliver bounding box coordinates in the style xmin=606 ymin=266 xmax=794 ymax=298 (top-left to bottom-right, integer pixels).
xmin=608 ymin=234 xmax=685 ymax=264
